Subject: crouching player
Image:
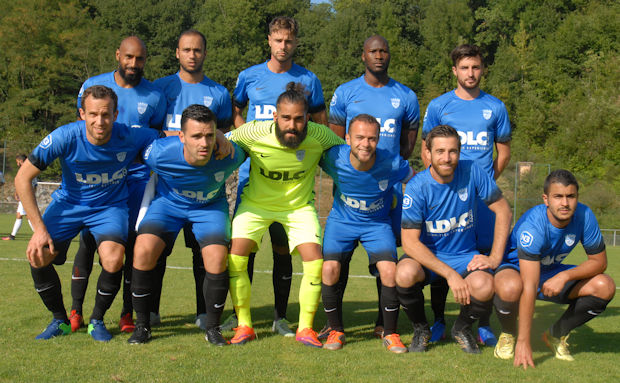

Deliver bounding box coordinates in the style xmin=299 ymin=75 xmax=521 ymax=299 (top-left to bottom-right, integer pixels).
xmin=319 ymin=114 xmax=414 ymax=352
xmin=492 ymin=169 xmax=615 ymax=367
xmin=129 ymin=105 xmax=243 ymax=345
xmin=15 ymin=85 xmax=159 ymax=341
xmin=396 ymin=125 xmax=512 ymax=354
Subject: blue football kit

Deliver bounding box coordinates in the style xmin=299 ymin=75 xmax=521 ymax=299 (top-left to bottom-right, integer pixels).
xmin=320 ymin=145 xmax=410 ymax=265
xmin=401 ymin=160 xmax=502 ymax=282
xmin=29 ymin=121 xmax=158 ymax=254
xmin=139 ymin=136 xmax=245 ymax=248
xmin=500 ymin=203 xmax=606 ymax=302
xmin=154 ymin=73 xmax=232 ymax=131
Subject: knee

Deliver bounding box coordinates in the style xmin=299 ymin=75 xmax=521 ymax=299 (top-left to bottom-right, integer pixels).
xmin=468 ymin=272 xmax=494 ymax=300
xmin=395 ymin=261 xmax=422 ymax=288
xmin=590 ymin=274 xmax=616 ymax=300
xmin=378 ymin=264 xmax=396 ymax=286
xmin=495 ymin=271 xmax=522 ymax=302
xmin=322 ymin=261 xmax=340 ymax=285
xmin=101 ymin=256 xmax=123 ymax=273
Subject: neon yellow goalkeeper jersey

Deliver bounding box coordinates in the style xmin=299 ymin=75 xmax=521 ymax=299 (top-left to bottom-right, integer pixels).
xmin=230 ymin=120 xmax=344 ymax=211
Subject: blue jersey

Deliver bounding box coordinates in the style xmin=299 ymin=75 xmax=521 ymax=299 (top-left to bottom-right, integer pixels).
xmin=154 ymin=73 xmax=232 ymax=131
xmin=321 ymin=145 xmax=410 ymax=222
xmin=328 ymin=76 xmax=419 ymax=157
xmin=77 ymin=71 xmax=166 ymax=129
xmin=233 ymin=61 xmax=326 ymax=121
xmin=29 ymin=121 xmax=159 ymax=206
xmin=143 ymin=136 xmax=245 ymax=209
xmin=422 ymin=90 xmax=511 ymax=177
xmin=401 ymin=160 xmax=502 ymax=257
xmin=508 ymin=203 xmax=605 ymax=269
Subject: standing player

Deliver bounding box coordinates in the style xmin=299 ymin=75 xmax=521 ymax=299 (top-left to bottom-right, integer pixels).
xmin=491 ymin=170 xmax=615 ymax=367
xmin=153 ymin=29 xmax=233 ymax=329
xmin=69 ymin=36 xmax=166 ymax=334
xmin=15 ymin=85 xmax=159 ymax=341
xmin=3 ymin=154 xmax=36 ymax=241
xmin=319 ymin=114 xmax=413 ymax=353
xmin=396 ymin=125 xmax=512 ymax=354
xmin=128 ymin=105 xmax=244 ymax=345
xmin=229 ymin=16 xmax=328 ymax=336
xmin=325 ymin=35 xmax=419 ymax=338
xmin=421 ymin=44 xmax=511 ymax=345
xmin=227 ymin=82 xmax=343 ymax=347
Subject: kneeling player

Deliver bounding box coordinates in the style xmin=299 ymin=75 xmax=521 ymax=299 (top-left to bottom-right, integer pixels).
xmin=15 ymin=85 xmax=158 ymax=342
xmin=320 ymin=114 xmax=414 ymax=353
xmin=493 ymin=169 xmax=615 ymax=367
xmin=129 ymin=105 xmax=244 ymax=345
xmin=396 ymin=125 xmax=512 ymax=354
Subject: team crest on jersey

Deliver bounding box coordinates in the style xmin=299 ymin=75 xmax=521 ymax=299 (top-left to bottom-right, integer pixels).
xmin=458 ymin=187 xmax=468 ymax=201
xmin=203 ymin=96 xmax=213 ymax=107
xmin=564 ymin=234 xmax=576 ymax=247
xmin=330 ymin=94 xmax=337 ymax=107
xmin=520 ymin=231 xmax=534 ymax=248
xmin=391 ymin=98 xmax=400 ymax=108
xmin=116 ymin=152 xmax=127 ymax=162
xmin=482 ymin=109 xmax=492 ymax=120
xmin=402 ymin=194 xmax=412 ymax=209
xmin=39 ymin=134 xmax=53 ymax=149
xmin=296 ymin=150 xmax=305 ymax=161
xmin=137 ymin=102 xmax=148 ymax=114
xmin=378 ymin=179 xmax=389 ymax=191
xmin=143 ymin=144 xmax=153 ymax=160
xmin=214 ymin=171 xmax=225 ymax=183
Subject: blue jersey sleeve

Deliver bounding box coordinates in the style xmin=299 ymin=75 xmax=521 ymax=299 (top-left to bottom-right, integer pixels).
xmin=516 ymin=221 xmax=546 ymax=261
xmin=319 ymin=146 xmax=339 ymax=179
xmin=421 ymin=100 xmax=441 ymax=139
xmin=471 ymin=162 xmax=502 ymax=205
xmin=392 ymin=156 xmax=411 ymax=183
xmin=308 ymin=75 xmax=326 ymax=114
xmin=401 ymin=180 xmax=424 ymax=230
xmin=494 ymin=101 xmax=511 ymax=143
xmin=29 ymin=126 xmax=71 ymax=171
xmin=328 ymin=86 xmax=347 ymax=127
xmin=232 ymin=71 xmax=248 ymax=109
xmin=581 ymin=206 xmax=606 ymax=254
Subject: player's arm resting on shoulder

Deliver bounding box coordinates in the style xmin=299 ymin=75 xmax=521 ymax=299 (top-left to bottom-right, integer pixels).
xmin=493 ymin=141 xmax=511 ymax=179
xmin=402 ymin=227 xmax=470 ymax=305
xmin=214 ymin=129 xmax=234 ymax=160
xmin=232 ymin=105 xmax=246 ymax=129
xmin=514 ymin=258 xmax=540 ymax=369
xmin=328 ymin=123 xmax=345 ymax=139
xmin=15 ymin=159 xmax=55 ymax=265
xmin=310 ymin=110 xmax=328 ymax=126
xmin=402 ymin=166 xmax=415 ymax=184
xmin=542 ymin=249 xmax=607 ymax=298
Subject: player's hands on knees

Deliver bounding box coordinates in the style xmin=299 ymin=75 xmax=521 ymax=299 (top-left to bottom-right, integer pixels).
xmin=467 ymin=254 xmax=494 ymax=271
xmin=514 ymin=340 xmax=535 ymax=370
xmin=26 ymin=230 xmax=55 ymax=268
xmin=447 ymin=272 xmax=470 ymax=305
xmin=541 ymin=273 xmax=568 ymax=297
xmin=214 ymin=130 xmax=234 ymax=160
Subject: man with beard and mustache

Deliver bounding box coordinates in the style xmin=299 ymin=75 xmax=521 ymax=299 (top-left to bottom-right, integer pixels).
xmin=396 ymin=125 xmax=512 ymax=354
xmin=70 ymin=36 xmax=166 ymax=334
xmin=421 ymin=44 xmax=512 ymax=347
xmin=226 ymin=16 xmax=328 ymax=338
xmin=321 ymin=34 xmax=420 ymax=341
xmin=226 ymin=82 xmax=343 ymax=348
xmin=153 ymin=29 xmax=233 ymax=330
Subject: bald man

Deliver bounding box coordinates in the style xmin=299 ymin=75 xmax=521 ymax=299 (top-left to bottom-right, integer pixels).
xmin=71 ymin=36 xmax=166 ymax=334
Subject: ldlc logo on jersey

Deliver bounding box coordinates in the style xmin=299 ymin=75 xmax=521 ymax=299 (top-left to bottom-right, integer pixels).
xmin=376 ymin=118 xmax=396 ymax=134
xmin=458 ymin=131 xmax=488 ymax=146
xmin=402 ymin=194 xmax=412 ymax=209
xmin=116 ymin=152 xmax=127 ymax=162
xmin=541 ymin=253 xmax=568 ymax=266
xmin=40 ymin=134 xmax=53 ymax=149
xmin=173 ymin=187 xmax=218 ymax=203
xmin=204 ymin=96 xmax=213 ymax=107
xmin=482 ymin=109 xmax=492 ymax=120
xmin=425 ymin=210 xmax=473 ymax=234
xmin=137 ymin=102 xmax=148 ymax=115
xmin=259 ymin=167 xmax=305 ymax=181
xmin=378 ymin=179 xmax=389 ymax=191
xmin=255 ymin=105 xmax=276 ymax=120
xmin=296 ymin=150 xmax=305 ymax=161
xmin=391 ymin=98 xmax=400 ymax=108
xmin=520 ymin=231 xmax=534 ymax=248
xmin=75 ymin=168 xmax=127 ymax=185
xmin=214 ymin=171 xmax=225 ymax=183
xmin=565 ymin=234 xmax=576 ymax=247
xmin=341 ymin=194 xmax=383 ymax=212
xmin=458 ymin=187 xmax=468 ymax=201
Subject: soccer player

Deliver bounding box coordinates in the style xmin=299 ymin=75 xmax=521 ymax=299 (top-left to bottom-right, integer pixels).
xmin=229 ymin=16 xmax=328 ymax=336
xmin=70 ymin=36 xmax=166 ymax=334
xmin=128 ymin=105 xmax=244 ymax=345
xmin=320 ymin=114 xmax=414 ymax=353
xmin=421 ymin=44 xmax=511 ymax=345
xmin=15 ymin=85 xmax=159 ymax=341
xmin=3 ymin=154 xmax=36 ymax=241
xmin=227 ymin=82 xmax=343 ymax=347
xmin=492 ymin=170 xmax=615 ymax=367
xmin=153 ymin=29 xmax=233 ymax=329
xmin=396 ymin=125 xmax=512 ymax=354
xmin=324 ymin=34 xmax=419 ymax=338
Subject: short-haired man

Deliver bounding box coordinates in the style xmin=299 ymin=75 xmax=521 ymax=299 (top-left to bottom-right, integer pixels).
xmin=492 ymin=169 xmax=615 ymax=367
xmin=421 ymin=44 xmax=512 ymax=345
xmin=128 ymin=105 xmax=245 ymax=345
xmin=70 ymin=36 xmax=166 ymax=334
xmin=153 ymin=29 xmax=233 ymax=329
xmin=227 ymin=82 xmax=343 ymax=347
xmin=319 ymin=114 xmax=413 ymax=353
xmin=15 ymin=85 xmax=159 ymax=341
xmin=3 ymin=154 xmax=36 ymax=241
xmin=325 ymin=34 xmax=419 ymax=338
xmin=396 ymin=125 xmax=512 ymax=354
xmin=229 ymin=16 xmax=328 ymax=336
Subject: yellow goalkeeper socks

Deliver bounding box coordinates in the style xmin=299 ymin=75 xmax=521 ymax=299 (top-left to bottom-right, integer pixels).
xmin=228 ymin=254 xmax=252 ymax=327
xmin=298 ymin=258 xmax=323 ymax=331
